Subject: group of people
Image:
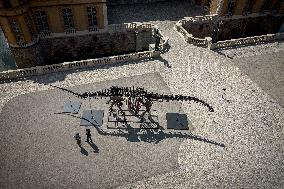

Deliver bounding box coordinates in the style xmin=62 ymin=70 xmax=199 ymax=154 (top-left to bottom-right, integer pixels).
xmin=73 ymin=129 xmax=93 ymax=148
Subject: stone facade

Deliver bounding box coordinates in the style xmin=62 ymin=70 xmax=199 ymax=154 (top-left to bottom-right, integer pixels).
xmin=217 ymin=15 xmax=284 ymax=41
xmin=182 ymin=14 xmax=284 ymax=41
xmin=41 ymin=31 xmax=137 ymax=64
xmin=184 ymin=22 xmax=212 ymax=39
xmin=10 ymin=29 xmax=154 ymax=68
xmin=10 ymin=43 xmax=45 ymax=69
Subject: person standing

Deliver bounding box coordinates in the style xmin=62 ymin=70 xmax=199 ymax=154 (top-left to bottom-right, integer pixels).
xmin=85 ymin=129 xmax=93 ymax=143
xmin=74 ymin=133 xmax=82 ymax=147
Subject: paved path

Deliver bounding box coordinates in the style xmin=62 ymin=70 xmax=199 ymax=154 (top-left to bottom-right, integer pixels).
xmin=1 ymin=1 xmax=284 ymax=188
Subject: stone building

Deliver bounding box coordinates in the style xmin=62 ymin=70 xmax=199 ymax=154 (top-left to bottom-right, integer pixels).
xmin=1 ymin=0 xmax=284 ymax=68
xmin=0 ymin=0 xmax=108 ymax=68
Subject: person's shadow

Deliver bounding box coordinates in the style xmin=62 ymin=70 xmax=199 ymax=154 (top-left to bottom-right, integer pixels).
xmin=88 ymin=142 xmax=100 ymax=153
xmin=80 ymin=146 xmax=89 ymax=156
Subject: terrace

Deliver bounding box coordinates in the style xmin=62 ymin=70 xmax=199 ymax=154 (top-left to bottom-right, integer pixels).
xmin=0 ymin=1 xmax=283 ymax=188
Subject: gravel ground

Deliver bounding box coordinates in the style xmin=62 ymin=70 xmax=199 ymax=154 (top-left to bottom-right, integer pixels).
xmin=229 ymin=50 xmax=284 ymax=108
xmin=1 ymin=73 xmax=192 ymax=188
xmin=1 ymin=1 xmax=284 ymax=188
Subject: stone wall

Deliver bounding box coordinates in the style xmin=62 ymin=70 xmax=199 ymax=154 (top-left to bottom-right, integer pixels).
xmin=40 ymin=31 xmax=139 ymax=65
xmin=175 ymin=14 xmax=284 ymax=49
xmin=0 ymin=50 xmax=160 ymax=81
xmin=181 ymin=15 xmax=214 ymax=39
xmin=8 ymin=22 xmax=158 ymax=69
xmin=184 ymin=23 xmax=212 ymax=39
xmin=11 ymin=27 xmax=154 ymax=68
xmin=217 ymin=15 xmax=284 ymax=41
xmin=10 ymin=43 xmax=45 ymax=69
xmin=181 ymin=14 xmax=284 ymax=42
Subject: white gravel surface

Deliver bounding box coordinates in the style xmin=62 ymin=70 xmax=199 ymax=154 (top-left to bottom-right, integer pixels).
xmin=1 ymin=1 xmax=284 ymax=188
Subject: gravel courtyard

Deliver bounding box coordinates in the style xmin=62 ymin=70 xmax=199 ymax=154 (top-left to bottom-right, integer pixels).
xmin=230 ymin=51 xmax=284 ymax=107
xmin=0 ymin=1 xmax=284 ymax=188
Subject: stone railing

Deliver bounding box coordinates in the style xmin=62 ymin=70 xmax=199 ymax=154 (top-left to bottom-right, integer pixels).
xmin=38 ymin=22 xmax=154 ymax=39
xmin=107 ymin=22 xmax=154 ymax=32
xmin=39 ymin=31 xmax=52 ymax=37
xmin=175 ymin=14 xmax=284 ymax=50
xmin=89 ymin=26 xmax=99 ymax=32
xmin=210 ymin=33 xmax=284 ymax=49
xmin=183 ymin=14 xmax=217 ymax=23
xmin=175 ymin=22 xmax=208 ymax=47
xmin=178 ymin=14 xmax=217 ymax=29
xmin=65 ymin=28 xmax=77 ymax=34
xmin=0 ymin=50 xmax=160 ymax=81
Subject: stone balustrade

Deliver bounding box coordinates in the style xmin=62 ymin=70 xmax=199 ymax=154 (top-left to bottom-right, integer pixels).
xmin=108 ymin=22 xmax=154 ymax=32
xmin=0 ymin=50 xmax=160 ymax=81
xmin=183 ymin=14 xmax=217 ymax=23
xmin=175 ymin=14 xmax=284 ymax=50
xmin=9 ymin=23 xmax=156 ymax=47
xmin=175 ymin=23 xmax=208 ymax=47
xmin=38 ymin=23 xmax=154 ymax=40
xmin=210 ymin=33 xmax=284 ymax=49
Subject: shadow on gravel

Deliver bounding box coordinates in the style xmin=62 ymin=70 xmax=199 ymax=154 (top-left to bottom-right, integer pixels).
xmin=7 ymin=57 xmax=166 ymax=84
xmin=89 ymin=142 xmax=100 ymax=153
xmin=59 ymin=113 xmax=225 ymax=148
xmin=213 ymin=50 xmax=233 ymax=59
xmin=160 ymin=43 xmax=171 ymax=54
xmin=80 ymin=146 xmax=89 ymax=156
xmin=157 ymin=56 xmax=171 ymax=68
xmin=0 ymin=55 xmax=170 ymax=84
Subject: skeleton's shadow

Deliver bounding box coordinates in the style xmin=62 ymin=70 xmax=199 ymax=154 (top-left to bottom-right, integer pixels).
xmin=58 ymin=113 xmax=225 ymax=148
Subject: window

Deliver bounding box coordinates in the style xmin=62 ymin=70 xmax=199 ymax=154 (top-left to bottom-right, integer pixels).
xmin=25 ymin=15 xmax=37 ymax=41
xmin=87 ymin=7 xmax=97 ymax=30
xmin=3 ymin=0 xmax=12 ymax=8
xmin=261 ymin=0 xmax=272 ymax=12
xmin=62 ymin=8 xmax=75 ymax=32
xmin=271 ymin=1 xmax=281 ymax=14
xmin=227 ymin=0 xmax=236 ymax=16
xmin=19 ymin=0 xmax=29 ymax=5
xmin=244 ymin=0 xmax=255 ymax=14
xmin=34 ymin=10 xmax=50 ymax=33
xmin=9 ymin=20 xmax=25 ymax=46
